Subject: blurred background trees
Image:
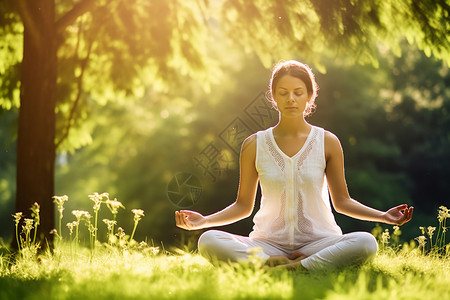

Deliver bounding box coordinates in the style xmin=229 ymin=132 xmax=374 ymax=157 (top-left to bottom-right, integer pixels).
xmin=0 ymin=0 xmax=448 ymax=247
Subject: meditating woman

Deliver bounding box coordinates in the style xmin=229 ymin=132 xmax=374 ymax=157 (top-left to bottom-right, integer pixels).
xmin=175 ymin=60 xmax=413 ymax=271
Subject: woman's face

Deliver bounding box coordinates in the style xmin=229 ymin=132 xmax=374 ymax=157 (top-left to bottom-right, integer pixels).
xmin=273 ymin=75 xmax=310 ymax=117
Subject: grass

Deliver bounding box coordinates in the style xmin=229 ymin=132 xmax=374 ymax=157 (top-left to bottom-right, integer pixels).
xmin=0 ymin=196 xmax=449 ymax=300
xmin=0 ymin=242 xmax=449 ymax=300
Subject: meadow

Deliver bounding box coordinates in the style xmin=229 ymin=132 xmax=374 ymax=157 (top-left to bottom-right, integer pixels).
xmin=0 ymin=195 xmax=449 ymax=300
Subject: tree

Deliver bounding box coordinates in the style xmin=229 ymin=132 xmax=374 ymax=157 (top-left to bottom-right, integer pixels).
xmin=3 ymin=0 xmax=210 ymax=248
xmin=0 ymin=109 xmax=17 ymax=239
xmin=0 ymin=0 xmax=448 ymax=248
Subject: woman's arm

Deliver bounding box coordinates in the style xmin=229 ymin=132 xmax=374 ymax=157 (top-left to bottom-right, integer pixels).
xmin=175 ymin=134 xmax=259 ymax=230
xmin=324 ymin=131 xmax=413 ymax=226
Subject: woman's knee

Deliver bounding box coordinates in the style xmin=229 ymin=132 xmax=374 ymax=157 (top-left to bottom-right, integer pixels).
xmin=354 ymin=232 xmax=378 ymax=258
xmin=198 ymin=230 xmax=223 ymax=254
xmin=198 ymin=230 xmax=241 ymax=262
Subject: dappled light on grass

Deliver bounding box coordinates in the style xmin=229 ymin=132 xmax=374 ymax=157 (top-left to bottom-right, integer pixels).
xmin=325 ymin=252 xmax=450 ymax=300
xmin=1 ymin=244 xmax=295 ymax=300
xmin=1 ymin=241 xmax=450 ymax=299
xmin=0 ymin=198 xmax=449 ymax=299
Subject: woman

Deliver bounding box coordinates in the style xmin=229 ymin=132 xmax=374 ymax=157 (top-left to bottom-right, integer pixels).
xmin=175 ymin=60 xmax=413 ymax=271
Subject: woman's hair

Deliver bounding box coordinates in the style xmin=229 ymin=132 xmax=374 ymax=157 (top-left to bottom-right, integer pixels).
xmin=266 ymin=60 xmax=319 ymax=117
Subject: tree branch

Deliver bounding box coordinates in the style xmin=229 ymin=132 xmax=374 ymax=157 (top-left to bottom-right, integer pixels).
xmin=56 ymin=0 xmax=97 ymax=34
xmin=16 ymin=0 xmax=43 ymax=50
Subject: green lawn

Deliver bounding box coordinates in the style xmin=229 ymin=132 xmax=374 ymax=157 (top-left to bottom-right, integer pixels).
xmin=0 ymin=241 xmax=449 ymax=300
xmin=2 ymin=201 xmax=448 ymax=299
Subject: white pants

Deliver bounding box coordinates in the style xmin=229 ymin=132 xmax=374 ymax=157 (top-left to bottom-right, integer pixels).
xmin=198 ymin=230 xmax=378 ymax=271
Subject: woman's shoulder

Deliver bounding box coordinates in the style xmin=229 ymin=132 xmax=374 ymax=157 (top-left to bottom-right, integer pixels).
xmin=242 ymin=133 xmax=257 ymax=150
xmin=241 ymin=126 xmax=276 ymax=153
xmin=244 ymin=127 xmax=271 ymax=144
xmin=309 ymin=125 xmax=340 ymax=148
xmin=241 ymin=126 xmax=271 ymax=153
xmin=240 ymin=133 xmax=257 ymax=159
xmin=323 ymin=129 xmax=340 ymax=142
xmin=323 ymin=129 xmax=343 ymax=156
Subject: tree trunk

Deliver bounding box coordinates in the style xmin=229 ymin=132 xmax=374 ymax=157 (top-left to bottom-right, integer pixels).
xmin=14 ymin=0 xmax=57 ymax=250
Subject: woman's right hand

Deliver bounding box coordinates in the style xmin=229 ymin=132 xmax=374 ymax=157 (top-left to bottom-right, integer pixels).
xmin=175 ymin=210 xmax=207 ymax=231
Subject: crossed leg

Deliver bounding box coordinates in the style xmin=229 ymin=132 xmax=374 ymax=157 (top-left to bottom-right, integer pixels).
xmin=198 ymin=230 xmax=378 ymax=271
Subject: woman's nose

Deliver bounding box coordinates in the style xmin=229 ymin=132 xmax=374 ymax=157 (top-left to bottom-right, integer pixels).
xmin=288 ymin=92 xmax=295 ymax=101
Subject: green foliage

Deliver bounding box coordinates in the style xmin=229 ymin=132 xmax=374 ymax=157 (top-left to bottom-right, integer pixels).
xmin=380 ymin=46 xmax=450 ymax=216
xmin=0 ymin=14 xmax=22 ymax=109
xmin=222 ymin=0 xmax=450 ymax=70
xmin=53 ymin=0 xmax=215 ymax=153
xmin=1 ymin=0 xmax=448 ymax=152
xmin=0 ymin=0 xmax=215 ymax=153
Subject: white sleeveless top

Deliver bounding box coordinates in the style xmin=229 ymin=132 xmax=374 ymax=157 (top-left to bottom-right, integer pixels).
xmin=249 ymin=126 xmax=342 ymax=249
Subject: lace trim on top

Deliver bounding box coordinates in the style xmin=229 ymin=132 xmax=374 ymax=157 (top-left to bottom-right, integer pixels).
xmin=295 ymin=129 xmax=318 ymax=235
xmin=297 ymin=190 xmax=314 ymax=234
xmin=296 ymin=128 xmax=318 ymax=170
xmin=270 ymin=190 xmax=286 ymax=233
xmin=265 ymin=132 xmax=285 ymax=172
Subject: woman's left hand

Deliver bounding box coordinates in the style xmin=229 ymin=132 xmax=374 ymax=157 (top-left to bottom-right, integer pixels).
xmin=383 ymin=204 xmax=414 ymax=225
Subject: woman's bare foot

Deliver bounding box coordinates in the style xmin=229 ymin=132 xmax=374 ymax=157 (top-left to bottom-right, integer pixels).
xmin=265 ymin=251 xmax=308 ymax=271
xmin=266 ymin=251 xmax=307 ymax=270
xmin=289 ymin=251 xmax=307 ymax=261
xmin=272 ymin=259 xmax=306 ymax=271
xmin=265 ymin=255 xmax=290 ymax=267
